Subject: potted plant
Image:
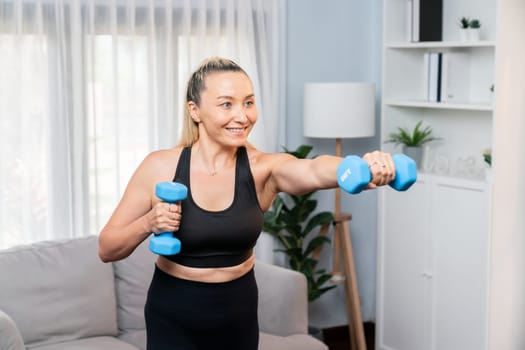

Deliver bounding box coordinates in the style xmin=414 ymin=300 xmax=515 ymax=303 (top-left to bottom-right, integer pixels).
xmin=458 ymin=16 xmax=470 ymax=41
xmin=482 ymin=148 xmax=492 ymax=167
xmin=385 ymin=120 xmax=441 ymax=169
xmin=469 ymin=19 xmax=481 ymax=41
xmin=482 ymin=148 xmax=492 ymax=181
xmin=263 ymin=144 xmax=336 ymax=302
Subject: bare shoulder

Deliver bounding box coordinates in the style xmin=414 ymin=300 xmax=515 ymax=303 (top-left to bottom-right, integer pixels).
xmin=245 ymin=144 xmax=294 ymax=170
xmin=245 ymin=145 xmax=298 ymax=210
xmin=144 ymin=146 xmax=183 ymax=166
xmin=134 ymin=146 xmax=184 ymax=183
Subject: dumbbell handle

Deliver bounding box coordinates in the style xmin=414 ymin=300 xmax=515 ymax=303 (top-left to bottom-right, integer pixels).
xmin=149 ymin=182 xmax=188 ymax=256
xmin=337 ymin=153 xmax=417 ymax=194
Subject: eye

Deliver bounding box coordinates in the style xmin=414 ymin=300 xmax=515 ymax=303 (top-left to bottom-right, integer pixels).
xmin=244 ymin=100 xmax=254 ymax=107
xmin=220 ymin=102 xmax=232 ymax=108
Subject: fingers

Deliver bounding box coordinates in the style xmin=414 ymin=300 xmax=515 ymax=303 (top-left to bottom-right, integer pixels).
xmin=363 ymin=151 xmax=396 ymax=187
xmin=150 ymin=202 xmax=182 ymax=234
xmin=167 ymin=203 xmax=181 ymax=214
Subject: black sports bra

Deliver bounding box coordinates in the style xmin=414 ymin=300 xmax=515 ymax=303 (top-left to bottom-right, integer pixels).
xmin=163 ymin=146 xmax=264 ymax=268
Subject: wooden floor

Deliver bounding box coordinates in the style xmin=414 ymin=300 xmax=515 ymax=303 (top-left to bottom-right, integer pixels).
xmin=322 ymin=323 xmax=375 ymax=350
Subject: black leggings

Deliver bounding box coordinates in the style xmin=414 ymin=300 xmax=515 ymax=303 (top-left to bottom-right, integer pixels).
xmin=144 ymin=265 xmax=259 ymax=350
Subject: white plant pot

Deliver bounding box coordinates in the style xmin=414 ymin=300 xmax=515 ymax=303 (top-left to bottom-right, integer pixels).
xmin=403 ymin=146 xmax=424 ymax=169
xmin=459 ymin=29 xmax=469 ymax=42
xmin=485 ymin=168 xmax=493 ymax=182
xmin=469 ymin=28 xmax=481 ymax=41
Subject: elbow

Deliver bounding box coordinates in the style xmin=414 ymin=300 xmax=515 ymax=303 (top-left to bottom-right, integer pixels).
xmin=97 ymin=233 xmax=134 ymax=263
xmin=98 ymin=246 xmax=126 ymax=263
xmin=97 ymin=234 xmax=118 ymax=263
xmin=98 ymin=245 xmax=113 ymax=263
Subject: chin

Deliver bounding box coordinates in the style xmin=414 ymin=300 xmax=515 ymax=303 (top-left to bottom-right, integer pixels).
xmin=223 ymin=130 xmax=251 ymax=146
xmin=230 ymin=138 xmax=248 ymax=148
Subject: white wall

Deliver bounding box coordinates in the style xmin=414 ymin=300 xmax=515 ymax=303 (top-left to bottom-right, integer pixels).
xmin=284 ymin=0 xmax=383 ymax=326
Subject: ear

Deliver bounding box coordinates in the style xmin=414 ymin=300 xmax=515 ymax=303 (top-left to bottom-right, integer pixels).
xmin=187 ymin=101 xmax=201 ymax=123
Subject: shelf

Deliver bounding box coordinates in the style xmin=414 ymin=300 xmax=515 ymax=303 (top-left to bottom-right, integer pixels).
xmin=384 ymin=99 xmax=494 ymax=111
xmin=386 ymin=41 xmax=496 ymax=49
xmin=416 ymin=172 xmax=489 ymax=190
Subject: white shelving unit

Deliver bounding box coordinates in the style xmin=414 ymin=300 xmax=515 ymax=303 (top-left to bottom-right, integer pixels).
xmin=381 ymin=38 xmax=495 ymax=175
xmin=376 ymin=1 xmax=497 ymax=349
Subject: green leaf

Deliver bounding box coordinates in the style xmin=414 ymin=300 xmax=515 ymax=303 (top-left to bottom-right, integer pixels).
xmin=283 ymin=144 xmax=313 ymax=159
xmin=303 ymin=212 xmax=334 ymax=236
xmin=277 ymin=235 xmax=296 ymax=250
xmin=304 ymin=236 xmax=331 ymax=257
xmin=316 ymin=273 xmax=334 ymax=286
xmin=289 ymin=199 xmax=317 ymax=224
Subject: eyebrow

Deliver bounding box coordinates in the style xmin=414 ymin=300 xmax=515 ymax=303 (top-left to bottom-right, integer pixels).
xmin=216 ymin=94 xmax=255 ymax=100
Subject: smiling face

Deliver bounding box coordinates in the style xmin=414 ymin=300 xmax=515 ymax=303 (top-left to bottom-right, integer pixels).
xmin=188 ymin=71 xmax=258 ymax=148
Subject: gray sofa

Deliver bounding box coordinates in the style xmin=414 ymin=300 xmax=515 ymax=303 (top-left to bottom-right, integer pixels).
xmin=0 ymin=235 xmax=327 ymax=350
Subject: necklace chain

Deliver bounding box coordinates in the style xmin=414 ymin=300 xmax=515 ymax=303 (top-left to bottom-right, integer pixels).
xmin=209 ymin=163 xmax=227 ymax=176
xmin=197 ymin=147 xmax=234 ymax=176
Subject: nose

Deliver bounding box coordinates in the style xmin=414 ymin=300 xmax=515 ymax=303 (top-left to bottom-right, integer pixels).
xmin=233 ymin=106 xmax=248 ymax=123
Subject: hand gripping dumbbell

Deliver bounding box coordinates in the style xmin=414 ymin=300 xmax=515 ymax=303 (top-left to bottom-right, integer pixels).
xmin=337 ymin=154 xmax=417 ymax=194
xmin=149 ymin=182 xmax=188 ymax=255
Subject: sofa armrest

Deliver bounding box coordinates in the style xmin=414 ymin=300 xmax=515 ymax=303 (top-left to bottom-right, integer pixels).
xmin=0 ymin=309 xmax=25 ymax=350
xmin=255 ymin=261 xmax=308 ymax=337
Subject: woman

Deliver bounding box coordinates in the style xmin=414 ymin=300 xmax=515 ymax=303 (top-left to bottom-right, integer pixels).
xmin=98 ymin=57 xmax=395 ymax=350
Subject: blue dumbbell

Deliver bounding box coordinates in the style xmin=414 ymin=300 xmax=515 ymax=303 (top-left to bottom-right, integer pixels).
xmin=337 ymin=154 xmax=417 ymax=194
xmin=149 ymin=182 xmax=188 ymax=255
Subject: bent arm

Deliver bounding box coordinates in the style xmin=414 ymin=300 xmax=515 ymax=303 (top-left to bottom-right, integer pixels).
xmin=98 ymin=160 xmax=155 ymax=262
xmin=98 ymin=149 xmax=183 ymax=262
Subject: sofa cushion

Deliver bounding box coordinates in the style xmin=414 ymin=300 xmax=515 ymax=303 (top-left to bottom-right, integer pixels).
xmin=259 ymin=332 xmax=329 ymax=350
xmin=28 ymin=336 xmax=139 ymax=350
xmin=0 ymin=236 xmax=118 ymax=347
xmin=255 ymin=261 xmax=308 ymax=336
xmin=118 ymin=330 xmax=147 ymax=350
xmin=112 ymin=240 xmax=155 ymax=341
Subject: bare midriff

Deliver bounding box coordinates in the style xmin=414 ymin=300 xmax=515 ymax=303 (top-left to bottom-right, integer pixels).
xmin=156 ymin=254 xmax=255 ymax=283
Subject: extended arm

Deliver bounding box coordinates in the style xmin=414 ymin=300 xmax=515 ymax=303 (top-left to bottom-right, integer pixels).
xmin=269 ymin=151 xmax=395 ymax=196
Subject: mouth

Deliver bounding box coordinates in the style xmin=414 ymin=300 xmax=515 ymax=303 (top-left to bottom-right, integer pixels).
xmin=226 ymin=127 xmax=248 ymax=135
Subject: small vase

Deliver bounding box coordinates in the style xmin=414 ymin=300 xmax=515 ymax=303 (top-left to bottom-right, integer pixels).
xmin=459 ymin=29 xmax=469 ymax=42
xmin=485 ymin=168 xmax=493 ymax=182
xmin=468 ymin=28 xmax=481 ymax=41
xmin=403 ymin=146 xmax=424 ymax=169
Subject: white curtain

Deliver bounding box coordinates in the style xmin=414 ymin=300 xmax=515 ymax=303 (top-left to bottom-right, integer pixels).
xmin=0 ymin=0 xmax=282 ymax=249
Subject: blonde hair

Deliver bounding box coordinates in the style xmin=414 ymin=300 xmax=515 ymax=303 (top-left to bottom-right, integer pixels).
xmin=178 ymin=57 xmax=249 ymax=147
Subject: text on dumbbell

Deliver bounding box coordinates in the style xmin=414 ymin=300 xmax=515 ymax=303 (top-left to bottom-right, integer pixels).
xmin=339 ymin=168 xmax=352 ymax=183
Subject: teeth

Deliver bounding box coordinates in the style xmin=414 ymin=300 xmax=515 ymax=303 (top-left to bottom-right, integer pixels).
xmin=227 ymin=128 xmax=245 ymax=133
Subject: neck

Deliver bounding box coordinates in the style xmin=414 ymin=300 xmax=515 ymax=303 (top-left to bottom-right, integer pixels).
xmin=193 ymin=141 xmax=238 ymax=176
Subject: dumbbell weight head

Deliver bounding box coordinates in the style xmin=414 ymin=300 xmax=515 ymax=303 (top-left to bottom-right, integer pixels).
xmin=155 ymin=182 xmax=188 ymax=203
xmin=336 ymin=155 xmax=372 ymax=194
xmin=389 ymin=154 xmax=417 ymax=191
xmin=149 ymin=234 xmax=182 ymax=256
xmin=149 ymin=182 xmax=188 ymax=256
xmin=337 ymin=154 xmax=417 ymax=194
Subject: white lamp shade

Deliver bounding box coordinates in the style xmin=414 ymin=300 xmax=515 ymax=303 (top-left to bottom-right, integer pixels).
xmin=303 ymin=82 xmax=375 ymax=139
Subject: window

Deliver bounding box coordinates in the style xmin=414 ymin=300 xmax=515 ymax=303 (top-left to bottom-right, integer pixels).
xmin=0 ymin=34 xmax=50 ymax=248
xmin=86 ymin=34 xmax=151 ymax=232
xmin=0 ymin=1 xmax=280 ymax=249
